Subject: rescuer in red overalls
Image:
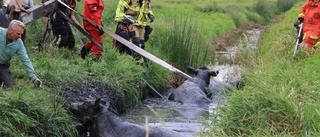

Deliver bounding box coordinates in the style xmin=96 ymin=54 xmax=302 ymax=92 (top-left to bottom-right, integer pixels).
xmin=294 ymin=0 xmax=320 ymax=51
xmin=81 ymin=0 xmax=104 ymax=59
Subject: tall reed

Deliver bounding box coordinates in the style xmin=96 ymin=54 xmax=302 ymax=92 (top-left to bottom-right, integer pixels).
xmin=152 ymin=17 xmax=211 ymax=71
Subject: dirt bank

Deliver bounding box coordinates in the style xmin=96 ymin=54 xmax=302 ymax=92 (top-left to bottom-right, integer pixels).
xmin=53 ymin=82 xmax=136 ymax=115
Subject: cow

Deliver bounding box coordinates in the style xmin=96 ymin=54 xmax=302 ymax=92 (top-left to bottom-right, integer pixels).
xmin=208 ymin=79 xmax=245 ymax=97
xmin=69 ymin=98 xmax=184 ymax=137
xmin=168 ymin=66 xmax=246 ymax=106
xmin=168 ymin=66 xmax=219 ymax=106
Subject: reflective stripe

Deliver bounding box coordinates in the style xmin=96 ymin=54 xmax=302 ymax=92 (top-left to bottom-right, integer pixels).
xmin=115 ymin=0 xmax=135 ymax=21
xmin=310 ymin=35 xmax=318 ymax=40
xmin=137 ymin=0 xmax=145 ymax=24
xmin=117 ymin=0 xmax=153 ymax=26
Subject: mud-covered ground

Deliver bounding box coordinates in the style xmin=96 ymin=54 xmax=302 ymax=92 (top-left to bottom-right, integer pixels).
xmin=213 ymin=21 xmax=262 ymax=51
xmin=53 ymin=82 xmax=137 ymax=115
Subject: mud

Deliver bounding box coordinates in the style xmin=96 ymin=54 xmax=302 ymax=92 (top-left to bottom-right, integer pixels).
xmin=53 ymin=82 xmax=134 ymax=115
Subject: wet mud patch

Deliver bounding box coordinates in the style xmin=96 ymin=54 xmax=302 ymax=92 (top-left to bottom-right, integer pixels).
xmin=213 ymin=21 xmax=263 ymax=65
xmin=212 ymin=21 xmax=262 ymax=51
xmin=52 ymin=82 xmax=135 ymax=114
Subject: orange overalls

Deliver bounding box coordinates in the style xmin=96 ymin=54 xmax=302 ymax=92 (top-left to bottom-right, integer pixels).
xmin=298 ymin=0 xmax=320 ymax=50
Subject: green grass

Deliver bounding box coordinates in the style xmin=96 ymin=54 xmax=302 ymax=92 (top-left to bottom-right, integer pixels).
xmin=200 ymin=1 xmax=320 ymax=136
xmin=1 ymin=0 xmax=304 ymax=136
xmin=0 ymin=88 xmax=77 ymax=136
xmin=151 ymin=17 xmax=211 ymax=71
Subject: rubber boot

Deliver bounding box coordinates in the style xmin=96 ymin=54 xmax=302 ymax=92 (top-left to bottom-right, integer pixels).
xmin=80 ymin=46 xmax=90 ymax=59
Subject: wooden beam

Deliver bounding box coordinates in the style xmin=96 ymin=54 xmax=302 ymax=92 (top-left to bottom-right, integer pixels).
xmin=20 ymin=0 xmax=57 ymax=25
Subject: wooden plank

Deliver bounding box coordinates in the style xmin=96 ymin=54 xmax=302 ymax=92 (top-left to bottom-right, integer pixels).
xmin=20 ymin=0 xmax=58 ymax=25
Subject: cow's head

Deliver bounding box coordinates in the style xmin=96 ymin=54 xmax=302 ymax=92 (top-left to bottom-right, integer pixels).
xmin=68 ymin=98 xmax=109 ymax=121
xmin=187 ymin=66 xmax=219 ymax=85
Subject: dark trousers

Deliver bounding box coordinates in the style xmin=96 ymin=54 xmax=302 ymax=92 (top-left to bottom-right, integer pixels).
xmin=116 ymin=30 xmax=133 ymax=55
xmin=52 ymin=21 xmax=75 ymax=50
xmin=0 ymin=63 xmax=15 ymax=88
xmin=115 ymin=23 xmax=136 ymax=56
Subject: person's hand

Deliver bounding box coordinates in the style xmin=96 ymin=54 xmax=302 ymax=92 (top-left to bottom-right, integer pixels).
xmin=294 ymin=18 xmax=303 ymax=29
xmin=33 ymin=78 xmax=43 ymax=89
xmin=148 ymin=14 xmax=155 ymax=23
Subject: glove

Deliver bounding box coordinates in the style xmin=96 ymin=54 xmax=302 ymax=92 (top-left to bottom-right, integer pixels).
xmin=293 ymin=18 xmax=303 ymax=29
xmin=98 ymin=23 xmax=104 ymax=35
xmin=33 ymin=78 xmax=43 ymax=89
xmin=148 ymin=14 xmax=155 ymax=23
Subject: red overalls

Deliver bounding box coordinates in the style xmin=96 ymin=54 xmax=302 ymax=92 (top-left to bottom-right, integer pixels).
xmin=83 ymin=0 xmax=104 ymax=58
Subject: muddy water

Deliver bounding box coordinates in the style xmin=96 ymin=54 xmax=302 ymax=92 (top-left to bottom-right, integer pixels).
xmin=121 ymin=28 xmax=263 ymax=136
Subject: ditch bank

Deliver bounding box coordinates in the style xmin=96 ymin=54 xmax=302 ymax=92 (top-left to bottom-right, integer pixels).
xmin=55 ymin=22 xmax=264 ymax=136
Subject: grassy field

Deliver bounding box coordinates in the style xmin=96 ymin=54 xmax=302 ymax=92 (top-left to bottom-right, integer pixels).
xmin=0 ymin=0 xmax=309 ymax=136
xmin=200 ymin=1 xmax=320 ymax=136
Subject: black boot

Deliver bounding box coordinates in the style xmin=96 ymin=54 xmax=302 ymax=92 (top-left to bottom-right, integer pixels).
xmin=80 ymin=46 xmax=90 ymax=59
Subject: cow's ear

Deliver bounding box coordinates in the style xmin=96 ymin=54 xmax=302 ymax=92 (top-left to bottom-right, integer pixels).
xmin=187 ymin=66 xmax=197 ymax=74
xmin=210 ymin=71 xmax=219 ymax=76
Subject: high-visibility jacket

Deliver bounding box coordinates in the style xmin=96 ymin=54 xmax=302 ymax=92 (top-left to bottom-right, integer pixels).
xmin=83 ymin=0 xmax=104 ymax=31
xmin=117 ymin=0 xmax=153 ymax=26
xmin=114 ymin=0 xmax=128 ymax=21
xmin=298 ymin=0 xmax=320 ymax=35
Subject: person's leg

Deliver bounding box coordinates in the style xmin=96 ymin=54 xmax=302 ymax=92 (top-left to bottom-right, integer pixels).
xmin=302 ymin=30 xmax=319 ymax=50
xmin=0 ymin=64 xmax=15 ymax=88
xmin=66 ymin=24 xmax=75 ymax=50
xmin=52 ymin=21 xmax=68 ymax=49
xmin=117 ymin=32 xmax=132 ymax=55
xmin=58 ymin=22 xmax=70 ymax=49
xmin=139 ymin=26 xmax=146 ymax=49
xmin=80 ymin=44 xmax=91 ymax=59
xmin=42 ymin=17 xmax=53 ymax=43
xmin=132 ymin=25 xmax=141 ymax=46
xmin=89 ymin=29 xmax=103 ymax=59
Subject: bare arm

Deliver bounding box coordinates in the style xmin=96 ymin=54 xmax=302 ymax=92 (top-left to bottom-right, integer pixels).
xmin=16 ymin=0 xmax=28 ymax=12
xmin=70 ymin=12 xmax=81 ymax=27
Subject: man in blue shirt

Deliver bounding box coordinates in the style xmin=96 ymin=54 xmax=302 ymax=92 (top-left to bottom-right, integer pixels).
xmin=0 ymin=20 xmax=43 ymax=88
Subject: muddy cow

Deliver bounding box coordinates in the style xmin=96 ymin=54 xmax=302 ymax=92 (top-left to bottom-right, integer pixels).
xmin=69 ymin=98 xmax=184 ymax=137
xmin=168 ymin=66 xmax=219 ymax=106
xmin=208 ymin=79 xmax=245 ymax=97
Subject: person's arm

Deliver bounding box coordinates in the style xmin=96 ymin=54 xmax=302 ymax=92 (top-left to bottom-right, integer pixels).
xmin=16 ymin=0 xmax=28 ymax=12
xmin=146 ymin=1 xmax=154 ymax=23
xmin=298 ymin=2 xmax=309 ymax=19
xmin=16 ymin=40 xmax=37 ymax=81
xmin=117 ymin=0 xmax=130 ymax=22
xmin=70 ymin=11 xmax=81 ymax=26
xmin=16 ymin=41 xmax=43 ymax=88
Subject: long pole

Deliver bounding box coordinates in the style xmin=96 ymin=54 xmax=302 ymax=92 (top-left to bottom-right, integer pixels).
xmin=294 ymin=23 xmax=303 ymax=55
